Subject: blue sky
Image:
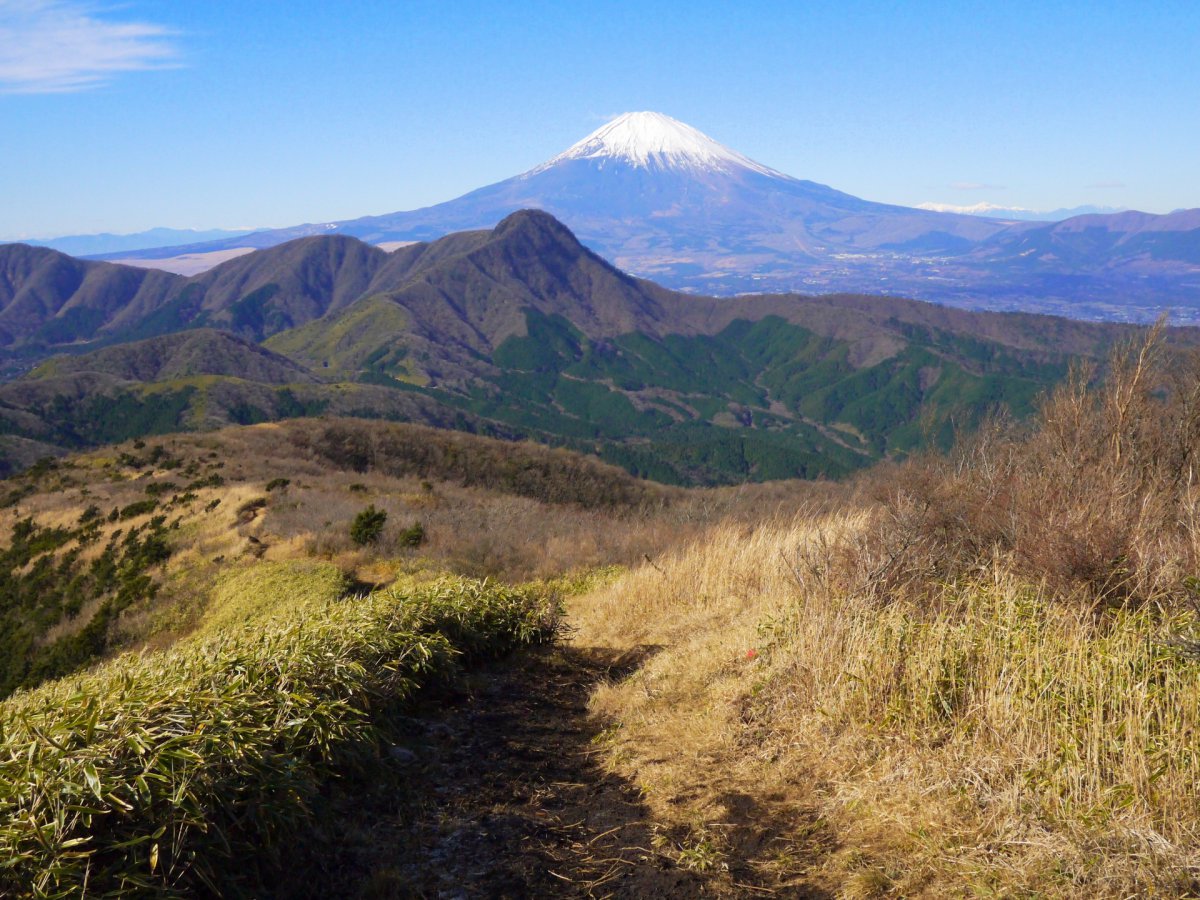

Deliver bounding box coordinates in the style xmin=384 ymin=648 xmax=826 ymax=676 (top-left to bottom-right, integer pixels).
xmin=1 ymin=0 xmax=1197 ymax=239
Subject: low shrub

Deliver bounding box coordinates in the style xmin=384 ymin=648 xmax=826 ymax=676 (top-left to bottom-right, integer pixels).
xmin=1 ymin=485 xmax=35 ymax=509
xmin=142 ymin=482 xmax=178 ymax=498
xmin=118 ymin=499 xmax=158 ymax=521
xmin=235 ymin=497 xmax=268 ymax=523
xmin=350 ymin=505 xmax=387 ymax=546
xmin=185 ymin=474 xmax=224 ymax=491
xmin=858 ymin=324 xmax=1200 ymax=609
xmin=397 ymin=520 xmax=425 ymax=548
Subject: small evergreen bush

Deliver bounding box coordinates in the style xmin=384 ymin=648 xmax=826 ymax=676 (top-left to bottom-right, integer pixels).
xmin=350 ymin=505 xmax=387 ymax=545
xmin=398 ymin=521 xmax=425 ymax=548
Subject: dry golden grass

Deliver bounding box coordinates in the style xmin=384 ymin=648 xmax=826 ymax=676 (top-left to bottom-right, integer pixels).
xmin=574 ymin=511 xmax=1200 ymax=896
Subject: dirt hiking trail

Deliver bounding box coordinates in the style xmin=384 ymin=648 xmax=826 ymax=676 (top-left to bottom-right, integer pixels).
xmin=288 ymin=643 xmax=828 ymax=898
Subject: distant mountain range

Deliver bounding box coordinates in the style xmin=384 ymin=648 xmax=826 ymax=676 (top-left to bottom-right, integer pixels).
xmin=0 ymin=210 xmax=1176 ymax=483
xmin=915 ymin=202 xmax=1127 ymax=221
xmin=24 ymin=228 xmax=256 ymax=258
xmin=72 ymin=111 xmax=1200 ymax=323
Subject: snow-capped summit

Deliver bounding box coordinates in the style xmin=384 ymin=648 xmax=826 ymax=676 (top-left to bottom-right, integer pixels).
xmin=535 ymin=111 xmax=782 ymax=176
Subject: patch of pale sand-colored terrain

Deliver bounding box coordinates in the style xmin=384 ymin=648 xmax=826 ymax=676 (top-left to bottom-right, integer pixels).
xmin=119 ymin=241 xmax=415 ymax=276
xmin=116 ymin=247 xmax=257 ymax=275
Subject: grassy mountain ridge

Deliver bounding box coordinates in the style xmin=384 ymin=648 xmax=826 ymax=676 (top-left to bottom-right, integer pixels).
xmin=4 ymin=210 xmax=1155 ymax=373
xmin=0 ymin=237 xmax=394 ymax=365
xmin=0 ymin=416 xmax=679 ymax=701
xmin=184 ymin=234 xmax=389 ymax=338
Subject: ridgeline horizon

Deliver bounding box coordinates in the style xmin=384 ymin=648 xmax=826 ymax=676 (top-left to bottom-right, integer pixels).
xmin=8 ymin=111 xmax=1198 ymax=322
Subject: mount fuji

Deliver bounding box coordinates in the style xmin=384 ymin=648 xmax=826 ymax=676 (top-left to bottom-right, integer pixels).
xmin=93 ymin=111 xmax=1200 ymax=321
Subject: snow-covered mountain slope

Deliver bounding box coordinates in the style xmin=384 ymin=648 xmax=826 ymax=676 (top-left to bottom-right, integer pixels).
xmin=534 ymin=111 xmax=783 ymax=176
xmin=86 ymin=112 xmax=1200 ymax=321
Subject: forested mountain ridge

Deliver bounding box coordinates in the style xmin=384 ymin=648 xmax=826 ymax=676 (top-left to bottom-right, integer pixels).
xmin=0 ymin=211 xmax=1183 ymax=484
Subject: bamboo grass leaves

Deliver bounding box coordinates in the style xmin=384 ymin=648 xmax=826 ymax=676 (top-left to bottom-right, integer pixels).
xmin=0 ymin=577 xmax=561 ymax=897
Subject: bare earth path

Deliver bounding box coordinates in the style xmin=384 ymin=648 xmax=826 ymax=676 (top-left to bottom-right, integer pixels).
xmin=290 ymin=644 xmax=826 ymax=898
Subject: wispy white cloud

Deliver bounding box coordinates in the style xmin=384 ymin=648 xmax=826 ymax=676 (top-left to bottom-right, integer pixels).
xmin=949 ymin=181 xmax=1005 ymax=191
xmin=0 ymin=1 xmax=179 ymax=93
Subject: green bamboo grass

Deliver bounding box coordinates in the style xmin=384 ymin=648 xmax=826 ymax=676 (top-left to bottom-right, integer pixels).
xmin=0 ymin=576 xmax=560 ymax=897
